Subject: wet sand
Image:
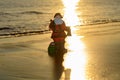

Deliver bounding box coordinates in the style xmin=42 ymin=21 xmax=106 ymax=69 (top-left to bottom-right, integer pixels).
xmin=0 ymin=29 xmax=120 ymax=80
xmin=83 ymin=35 xmax=120 ymax=80
xmin=0 ymin=34 xmax=55 ymax=80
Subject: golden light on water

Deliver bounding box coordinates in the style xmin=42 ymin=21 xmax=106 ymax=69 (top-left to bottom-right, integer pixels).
xmin=62 ymin=0 xmax=81 ymax=27
xmin=61 ymin=0 xmax=87 ymax=80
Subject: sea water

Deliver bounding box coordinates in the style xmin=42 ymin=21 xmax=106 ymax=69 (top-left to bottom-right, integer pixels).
xmin=0 ymin=0 xmax=120 ymax=37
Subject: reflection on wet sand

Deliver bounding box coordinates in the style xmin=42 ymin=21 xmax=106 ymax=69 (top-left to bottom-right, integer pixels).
xmin=52 ymin=50 xmax=64 ymax=80
xmin=52 ymin=58 xmax=71 ymax=80
xmin=63 ymin=35 xmax=87 ymax=80
xmin=51 ymin=35 xmax=87 ymax=80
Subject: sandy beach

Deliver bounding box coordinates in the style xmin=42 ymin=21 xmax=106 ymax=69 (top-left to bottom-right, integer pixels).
xmin=0 ymin=34 xmax=55 ymax=80
xmin=0 ymin=23 xmax=120 ymax=80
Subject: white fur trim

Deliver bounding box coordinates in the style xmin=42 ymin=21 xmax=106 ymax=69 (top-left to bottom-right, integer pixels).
xmin=54 ymin=18 xmax=63 ymax=25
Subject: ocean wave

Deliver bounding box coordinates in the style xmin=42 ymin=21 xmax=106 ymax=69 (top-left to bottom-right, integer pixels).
xmin=0 ymin=30 xmax=50 ymax=38
xmin=92 ymin=19 xmax=120 ymax=24
xmin=79 ymin=19 xmax=120 ymax=26
xmin=0 ymin=12 xmax=12 ymax=16
xmin=0 ymin=27 xmax=13 ymax=30
xmin=0 ymin=11 xmax=45 ymax=16
xmin=20 ymin=11 xmax=44 ymax=15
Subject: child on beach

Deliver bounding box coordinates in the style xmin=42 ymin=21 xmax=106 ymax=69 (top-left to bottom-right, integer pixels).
xmin=49 ymin=13 xmax=68 ymax=53
xmin=49 ymin=13 xmax=68 ymax=80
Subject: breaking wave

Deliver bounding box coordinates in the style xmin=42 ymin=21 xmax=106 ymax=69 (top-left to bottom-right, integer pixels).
xmin=79 ymin=19 xmax=120 ymax=26
xmin=0 ymin=30 xmax=50 ymax=38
